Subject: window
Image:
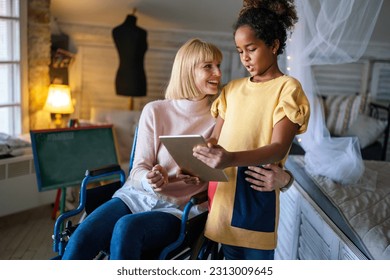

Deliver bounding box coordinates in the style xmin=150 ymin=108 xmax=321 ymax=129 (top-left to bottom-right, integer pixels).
xmin=370 ymin=62 xmax=390 ymax=101
xmin=0 ymin=0 xmax=25 ymax=136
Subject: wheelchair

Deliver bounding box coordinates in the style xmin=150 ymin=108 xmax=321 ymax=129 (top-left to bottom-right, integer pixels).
xmin=51 ymin=127 xmax=220 ymax=260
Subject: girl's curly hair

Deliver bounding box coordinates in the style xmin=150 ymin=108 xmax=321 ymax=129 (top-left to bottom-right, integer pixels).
xmin=235 ymin=0 xmax=298 ymax=55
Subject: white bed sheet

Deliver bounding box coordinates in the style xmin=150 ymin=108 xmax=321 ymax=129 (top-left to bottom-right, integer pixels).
xmin=294 ymin=156 xmax=390 ymax=259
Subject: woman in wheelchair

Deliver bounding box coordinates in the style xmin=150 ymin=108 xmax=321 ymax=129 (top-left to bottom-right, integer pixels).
xmin=61 ymin=38 xmax=293 ymax=260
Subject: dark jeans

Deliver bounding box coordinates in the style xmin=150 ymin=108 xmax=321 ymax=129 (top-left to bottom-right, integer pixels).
xmin=61 ymin=198 xmax=181 ymax=260
xmin=222 ymin=244 xmax=275 ymax=260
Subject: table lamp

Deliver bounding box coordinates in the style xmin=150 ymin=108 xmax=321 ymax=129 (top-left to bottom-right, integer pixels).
xmin=44 ymin=84 xmax=74 ymax=128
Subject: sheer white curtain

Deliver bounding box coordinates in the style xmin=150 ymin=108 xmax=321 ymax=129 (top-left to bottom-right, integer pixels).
xmin=287 ymin=0 xmax=383 ymax=184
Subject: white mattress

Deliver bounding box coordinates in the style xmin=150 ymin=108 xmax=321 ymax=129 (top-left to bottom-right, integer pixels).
xmin=294 ymin=156 xmax=390 ymax=259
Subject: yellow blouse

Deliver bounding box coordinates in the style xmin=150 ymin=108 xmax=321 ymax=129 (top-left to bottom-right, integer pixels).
xmin=206 ymin=75 xmax=310 ymax=250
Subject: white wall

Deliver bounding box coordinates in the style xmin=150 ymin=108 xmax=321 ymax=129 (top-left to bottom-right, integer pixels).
xmin=61 ymin=24 xmax=245 ymax=119
xmin=370 ymin=0 xmax=390 ymax=47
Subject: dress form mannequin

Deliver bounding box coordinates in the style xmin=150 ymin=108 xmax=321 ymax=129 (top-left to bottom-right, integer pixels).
xmin=112 ymin=14 xmax=148 ymax=101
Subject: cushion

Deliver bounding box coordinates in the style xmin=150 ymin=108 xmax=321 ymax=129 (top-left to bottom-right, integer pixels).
xmin=343 ymin=114 xmax=387 ymax=148
xmin=325 ymin=95 xmax=364 ymax=136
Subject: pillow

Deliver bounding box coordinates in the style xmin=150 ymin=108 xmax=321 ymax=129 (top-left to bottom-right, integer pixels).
xmin=325 ymin=95 xmax=363 ymax=136
xmin=343 ymin=114 xmax=387 ymax=148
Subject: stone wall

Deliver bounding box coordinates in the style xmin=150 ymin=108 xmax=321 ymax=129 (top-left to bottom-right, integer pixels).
xmin=27 ymin=0 xmax=51 ymax=129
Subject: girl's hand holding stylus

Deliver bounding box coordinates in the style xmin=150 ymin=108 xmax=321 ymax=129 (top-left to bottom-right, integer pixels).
xmin=193 ymin=142 xmax=233 ymax=169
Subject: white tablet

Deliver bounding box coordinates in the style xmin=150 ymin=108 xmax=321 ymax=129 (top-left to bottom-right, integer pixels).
xmin=159 ymin=135 xmax=228 ymax=182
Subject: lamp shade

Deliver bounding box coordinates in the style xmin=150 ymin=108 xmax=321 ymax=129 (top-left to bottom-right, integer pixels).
xmin=44 ymin=84 xmax=74 ymax=114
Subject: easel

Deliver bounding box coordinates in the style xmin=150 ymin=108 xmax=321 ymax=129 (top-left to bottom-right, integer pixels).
xmin=51 ymin=187 xmax=67 ymax=220
xmin=51 ymin=188 xmax=62 ymax=219
xmin=30 ymin=125 xmax=119 ymax=223
xmin=51 ymin=119 xmax=80 ymax=220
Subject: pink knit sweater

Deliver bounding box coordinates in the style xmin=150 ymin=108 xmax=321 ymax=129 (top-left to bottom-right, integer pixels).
xmin=113 ymin=98 xmax=215 ymax=212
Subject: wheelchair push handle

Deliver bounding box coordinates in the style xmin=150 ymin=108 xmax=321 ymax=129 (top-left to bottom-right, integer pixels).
xmin=85 ymin=164 xmax=122 ymax=177
xmin=189 ymin=190 xmax=208 ymax=205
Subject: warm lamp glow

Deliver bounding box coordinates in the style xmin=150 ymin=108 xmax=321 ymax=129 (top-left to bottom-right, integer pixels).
xmin=44 ymin=84 xmax=74 ymax=128
xmin=44 ymin=84 xmax=74 ymax=114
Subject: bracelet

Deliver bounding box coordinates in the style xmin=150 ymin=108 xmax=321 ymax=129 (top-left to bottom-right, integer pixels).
xmin=280 ymin=169 xmax=294 ymax=192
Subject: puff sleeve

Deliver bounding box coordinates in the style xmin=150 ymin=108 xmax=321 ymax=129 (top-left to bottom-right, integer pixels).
xmin=210 ymin=89 xmax=227 ymax=119
xmin=273 ymin=83 xmax=310 ymax=134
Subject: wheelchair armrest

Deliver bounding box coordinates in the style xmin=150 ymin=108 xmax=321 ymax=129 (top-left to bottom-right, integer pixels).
xmin=181 ymin=190 xmax=208 ymax=223
xmin=189 ymin=190 xmax=208 ymax=205
xmin=159 ymin=190 xmax=209 ymax=259
xmin=53 ymin=164 xmax=126 ymax=254
xmin=85 ymin=164 xmax=122 ymax=177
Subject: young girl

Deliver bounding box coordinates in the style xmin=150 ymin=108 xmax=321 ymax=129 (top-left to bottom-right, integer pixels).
xmin=193 ymin=0 xmax=310 ymax=259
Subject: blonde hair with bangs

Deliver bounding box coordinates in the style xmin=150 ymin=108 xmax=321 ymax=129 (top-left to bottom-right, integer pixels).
xmin=165 ymin=38 xmax=223 ymax=100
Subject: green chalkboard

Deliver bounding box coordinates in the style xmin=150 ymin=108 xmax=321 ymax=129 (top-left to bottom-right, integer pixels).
xmin=30 ymin=125 xmax=119 ymax=192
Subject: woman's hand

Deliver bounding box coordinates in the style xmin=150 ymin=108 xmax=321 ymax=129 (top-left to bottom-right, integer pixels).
xmin=245 ymin=164 xmax=291 ymax=192
xmin=176 ymin=169 xmax=202 ymax=185
xmin=146 ymin=164 xmax=168 ymax=192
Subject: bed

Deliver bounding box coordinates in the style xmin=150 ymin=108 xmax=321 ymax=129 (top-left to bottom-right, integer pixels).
xmin=278 ymin=155 xmax=390 ymax=260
